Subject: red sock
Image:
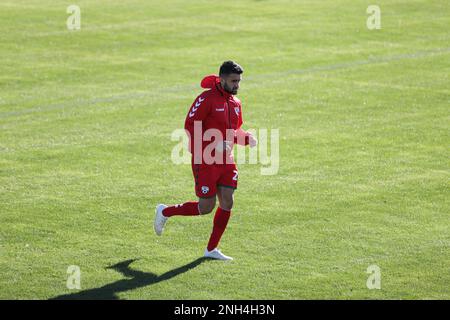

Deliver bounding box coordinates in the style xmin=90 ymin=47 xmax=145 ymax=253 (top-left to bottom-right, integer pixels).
xmin=162 ymin=201 xmax=200 ymax=217
xmin=207 ymin=207 xmax=231 ymax=251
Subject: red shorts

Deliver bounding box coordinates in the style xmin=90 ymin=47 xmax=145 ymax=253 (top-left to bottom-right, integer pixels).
xmin=191 ymin=160 xmax=238 ymax=198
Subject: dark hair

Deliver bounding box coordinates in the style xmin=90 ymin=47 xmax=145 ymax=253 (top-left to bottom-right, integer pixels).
xmin=219 ymin=60 xmax=244 ymax=77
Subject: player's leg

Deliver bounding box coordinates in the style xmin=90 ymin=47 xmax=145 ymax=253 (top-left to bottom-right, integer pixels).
xmin=198 ymin=196 xmax=216 ymax=214
xmin=161 ymin=163 xmax=218 ymax=217
xmin=154 ymin=163 xmax=218 ymax=236
xmin=154 ymin=197 xmax=215 ymax=236
xmin=207 ymin=186 xmax=234 ymax=247
xmin=216 ymin=186 xmax=234 ymax=211
xmin=204 ymin=165 xmax=237 ymax=260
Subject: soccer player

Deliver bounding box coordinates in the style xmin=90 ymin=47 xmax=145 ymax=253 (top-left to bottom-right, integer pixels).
xmin=154 ymin=61 xmax=257 ymax=260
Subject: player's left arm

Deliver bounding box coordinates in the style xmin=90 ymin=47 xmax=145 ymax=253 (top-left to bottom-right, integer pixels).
xmin=233 ymin=101 xmax=257 ymax=148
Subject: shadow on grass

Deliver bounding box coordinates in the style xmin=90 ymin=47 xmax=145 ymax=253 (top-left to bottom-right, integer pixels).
xmin=50 ymin=257 xmax=209 ymax=300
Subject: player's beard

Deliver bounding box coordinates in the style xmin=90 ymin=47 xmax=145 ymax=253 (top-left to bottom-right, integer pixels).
xmin=223 ymin=82 xmax=238 ymax=95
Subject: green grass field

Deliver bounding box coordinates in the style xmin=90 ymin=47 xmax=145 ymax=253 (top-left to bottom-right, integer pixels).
xmin=0 ymin=0 xmax=449 ymax=299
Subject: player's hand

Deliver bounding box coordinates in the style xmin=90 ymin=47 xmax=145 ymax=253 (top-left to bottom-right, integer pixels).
xmin=216 ymin=140 xmax=233 ymax=153
xmin=248 ymin=134 xmax=258 ymax=148
xmin=225 ymin=141 xmax=233 ymax=153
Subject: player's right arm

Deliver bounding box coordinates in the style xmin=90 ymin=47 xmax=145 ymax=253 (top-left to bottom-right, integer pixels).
xmin=184 ymin=92 xmax=211 ymax=153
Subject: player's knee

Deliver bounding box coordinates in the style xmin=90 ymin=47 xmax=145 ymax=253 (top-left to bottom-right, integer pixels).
xmin=198 ymin=198 xmax=216 ymax=214
xmin=220 ymin=197 xmax=234 ymax=211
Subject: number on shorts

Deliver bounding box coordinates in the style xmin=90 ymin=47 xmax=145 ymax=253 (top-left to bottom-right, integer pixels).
xmin=232 ymin=170 xmax=238 ymax=181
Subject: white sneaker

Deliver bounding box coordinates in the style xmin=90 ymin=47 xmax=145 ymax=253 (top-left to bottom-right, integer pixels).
xmin=204 ymin=248 xmax=233 ymax=261
xmin=154 ymin=204 xmax=168 ymax=236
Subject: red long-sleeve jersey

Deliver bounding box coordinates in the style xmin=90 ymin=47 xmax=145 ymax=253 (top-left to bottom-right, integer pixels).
xmin=184 ymin=74 xmax=249 ymax=164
